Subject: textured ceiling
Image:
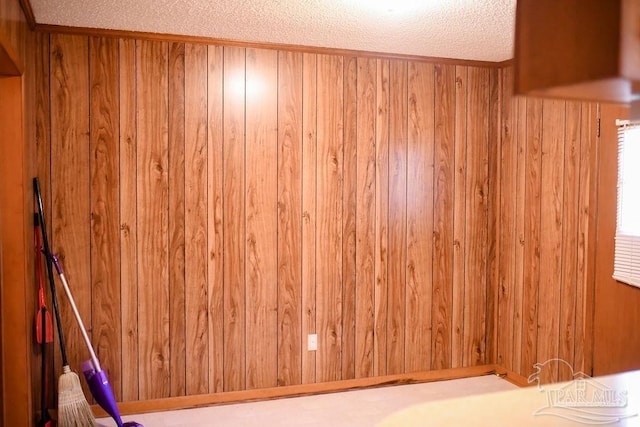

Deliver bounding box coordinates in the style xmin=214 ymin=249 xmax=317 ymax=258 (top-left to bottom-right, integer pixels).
xmin=29 ymin=0 xmax=516 ymax=62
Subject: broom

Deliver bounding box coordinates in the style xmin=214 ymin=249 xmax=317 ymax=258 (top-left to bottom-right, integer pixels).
xmin=52 ymin=254 xmax=144 ymax=427
xmin=34 ymin=177 xmax=96 ymax=426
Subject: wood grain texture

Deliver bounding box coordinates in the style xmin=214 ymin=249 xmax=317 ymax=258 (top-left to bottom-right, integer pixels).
xmin=580 ymin=103 xmax=599 ymax=377
xmin=301 ymin=52 xmax=317 ymax=385
xmin=184 ymin=42 xmax=209 ymax=394
xmin=50 ymin=33 xmax=92 ymax=394
xmin=520 ymin=98 xmax=542 ymax=376
xmin=222 ymin=46 xmax=246 ymax=392
xmin=89 ymin=36 xmax=122 ymax=399
xmin=451 ymin=66 xmax=468 ymax=369
xmin=374 ymin=58 xmax=389 ymax=377
xmin=485 ymin=68 xmax=501 ymax=366
xmin=512 ymin=95 xmax=528 ymax=376
xmin=118 ymin=37 xmax=139 ymax=402
xmin=37 ymin=32 xmax=521 ymax=404
xmin=405 ymin=61 xmax=434 ymax=372
xmin=432 ymin=63 xmax=455 ymax=370
xmin=35 ymin=31 xmax=50 ymax=230
xmin=315 ymin=54 xmax=344 ymax=383
xmin=497 ymin=67 xmax=518 ymax=371
xmin=559 ymin=101 xmax=581 ymax=371
xmin=537 ymin=99 xmax=565 ymax=382
xmin=136 ymin=39 xmax=170 ymax=400
xmin=277 ymin=50 xmax=303 ymax=386
xmin=168 ymin=41 xmax=186 ymax=398
xmin=355 ymin=56 xmax=376 ymax=379
xmin=245 ymin=48 xmax=279 ymax=390
xmin=341 ymin=55 xmax=357 ymax=381
xmin=496 ymin=69 xmax=598 ymax=383
xmin=34 ymin=30 xmax=55 ymax=408
xmin=574 ymin=103 xmax=597 ymax=375
xmin=463 ymin=67 xmax=489 ymax=367
xmin=0 ymin=0 xmax=31 ymax=58
xmin=207 ymin=44 xmax=225 ymax=393
xmin=386 ymin=60 xmax=407 ymax=375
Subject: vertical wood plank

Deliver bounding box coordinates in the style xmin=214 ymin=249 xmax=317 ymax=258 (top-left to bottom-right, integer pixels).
xmin=464 ymin=67 xmax=489 ymax=367
xmin=245 ymin=48 xmax=278 ymax=390
xmin=386 ymin=60 xmax=407 ymax=375
xmin=136 ymin=39 xmax=170 ymax=399
xmin=222 ymin=46 xmax=246 ymax=392
xmin=35 ymin=31 xmax=55 ymax=404
xmin=374 ymin=58 xmax=389 ymax=377
xmin=207 ymin=44 xmax=225 ymax=393
xmin=277 ymin=50 xmax=303 ymax=386
xmin=497 ymin=67 xmax=518 ymax=371
xmin=520 ymin=97 xmax=543 ymax=377
xmin=50 ymin=32 xmax=91 ymax=394
xmin=405 ymin=62 xmax=434 ymax=372
xmin=118 ymin=37 xmax=139 ymax=402
xmin=35 ymin=31 xmax=50 ymax=229
xmin=184 ymin=42 xmax=209 ymax=394
xmin=316 ymin=54 xmax=343 ymax=382
xmin=342 ymin=55 xmax=357 ymax=381
xmin=89 ymin=36 xmax=122 ymax=399
xmin=575 ymin=103 xmax=597 ymax=375
xmin=301 ymin=52 xmax=317 ymax=385
xmin=355 ymin=57 xmax=376 ymax=379
xmin=537 ymin=99 xmax=565 ymax=382
xmin=167 ymin=41 xmax=186 ymax=398
xmin=451 ymin=66 xmax=467 ymax=369
xmin=37 ymin=37 xmax=594 ymax=398
xmin=432 ymin=63 xmax=455 ymax=370
xmin=485 ymin=68 xmax=501 ymax=366
xmin=558 ymin=101 xmax=581 ymax=378
xmin=512 ymin=95 xmax=527 ymax=376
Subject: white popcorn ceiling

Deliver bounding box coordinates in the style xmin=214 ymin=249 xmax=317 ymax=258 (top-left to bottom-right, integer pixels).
xmin=29 ymin=0 xmax=516 ymax=62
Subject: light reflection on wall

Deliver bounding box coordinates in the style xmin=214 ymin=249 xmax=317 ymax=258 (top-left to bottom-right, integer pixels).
xmin=352 ymin=0 xmax=426 ymax=13
xmin=228 ymin=72 xmax=265 ymax=100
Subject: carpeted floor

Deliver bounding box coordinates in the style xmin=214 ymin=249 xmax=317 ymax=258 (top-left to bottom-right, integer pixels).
xmin=97 ymin=374 xmax=518 ymax=427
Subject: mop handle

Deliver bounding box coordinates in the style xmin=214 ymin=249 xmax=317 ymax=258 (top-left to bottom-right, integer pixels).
xmin=33 ymin=178 xmax=70 ymax=366
xmin=51 ymin=254 xmax=102 ymax=373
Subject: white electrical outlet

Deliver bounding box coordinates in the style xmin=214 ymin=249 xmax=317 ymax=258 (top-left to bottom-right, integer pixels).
xmin=308 ymin=334 xmax=318 ymax=351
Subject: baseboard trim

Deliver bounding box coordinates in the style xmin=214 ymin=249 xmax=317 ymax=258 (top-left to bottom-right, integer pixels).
xmin=492 ymin=365 xmax=531 ymax=388
xmin=93 ymin=364 xmax=501 ymax=417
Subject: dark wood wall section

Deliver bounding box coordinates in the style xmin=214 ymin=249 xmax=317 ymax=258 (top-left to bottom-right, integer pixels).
xmin=593 ymin=104 xmax=640 ymax=376
xmin=36 ymin=33 xmax=501 ymax=401
xmin=0 ymin=0 xmax=38 ymax=423
xmin=497 ymin=67 xmax=598 ymax=382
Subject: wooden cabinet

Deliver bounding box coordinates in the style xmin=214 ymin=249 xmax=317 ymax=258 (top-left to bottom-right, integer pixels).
xmin=514 ymin=0 xmax=640 ymax=104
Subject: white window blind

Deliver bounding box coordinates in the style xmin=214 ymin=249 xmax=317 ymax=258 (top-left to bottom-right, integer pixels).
xmin=613 ymin=120 xmax=640 ymax=288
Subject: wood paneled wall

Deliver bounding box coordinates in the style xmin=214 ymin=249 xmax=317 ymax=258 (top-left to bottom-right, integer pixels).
xmin=36 ymin=33 xmax=500 ymax=401
xmin=496 ymin=68 xmax=597 ymax=382
xmin=0 ymin=0 xmax=37 ymax=423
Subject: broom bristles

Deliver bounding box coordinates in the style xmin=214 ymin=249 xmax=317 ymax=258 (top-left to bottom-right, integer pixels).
xmin=58 ymin=365 xmax=96 ymax=427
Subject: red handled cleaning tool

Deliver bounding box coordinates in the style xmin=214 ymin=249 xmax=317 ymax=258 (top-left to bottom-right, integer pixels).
xmin=34 ymin=213 xmax=54 ymax=427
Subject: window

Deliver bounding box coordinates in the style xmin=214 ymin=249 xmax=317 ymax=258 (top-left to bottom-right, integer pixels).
xmin=614 ymin=120 xmax=640 ymax=288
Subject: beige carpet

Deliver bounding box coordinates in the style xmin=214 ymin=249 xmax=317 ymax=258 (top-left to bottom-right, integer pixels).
xmin=97 ymin=375 xmax=517 ymax=427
